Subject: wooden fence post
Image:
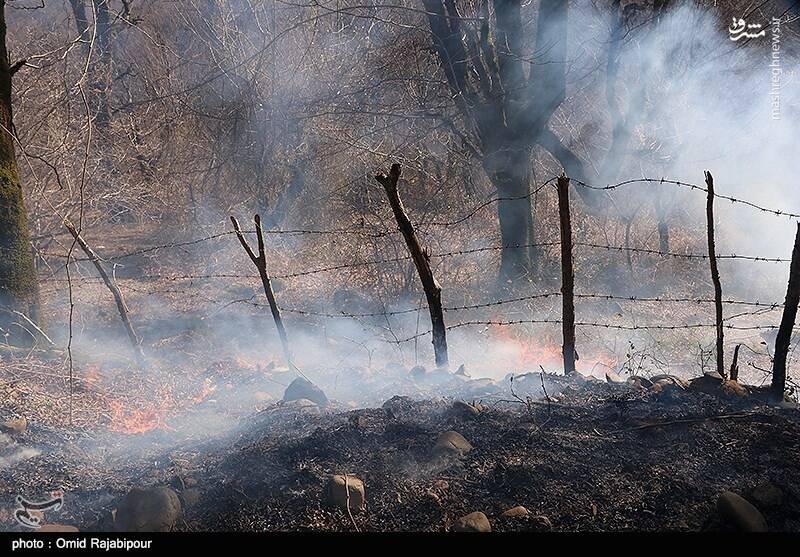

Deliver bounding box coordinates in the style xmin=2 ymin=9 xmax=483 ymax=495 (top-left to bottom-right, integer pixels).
xmin=705 ymin=171 xmax=725 ymax=378
xmin=230 ymin=214 xmax=293 ymax=369
xmin=772 ymin=222 xmax=800 ymax=401
xmin=556 ymin=174 xmax=576 ymax=375
xmin=64 ymin=220 xmax=146 ymax=370
xmin=375 ymin=163 xmax=449 ymax=368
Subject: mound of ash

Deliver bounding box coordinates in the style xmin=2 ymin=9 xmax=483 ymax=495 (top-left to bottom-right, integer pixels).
xmin=3 ymin=371 xmax=800 ymax=532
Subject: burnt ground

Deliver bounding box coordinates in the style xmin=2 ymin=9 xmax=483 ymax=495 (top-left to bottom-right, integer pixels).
xmin=2 ymin=377 xmax=800 ymax=532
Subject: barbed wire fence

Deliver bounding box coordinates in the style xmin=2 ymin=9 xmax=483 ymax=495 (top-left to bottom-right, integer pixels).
xmin=33 ymin=166 xmax=800 ymax=397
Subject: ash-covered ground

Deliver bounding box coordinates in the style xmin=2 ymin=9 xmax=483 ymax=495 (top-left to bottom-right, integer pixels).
xmin=2 ymin=369 xmax=799 ymax=532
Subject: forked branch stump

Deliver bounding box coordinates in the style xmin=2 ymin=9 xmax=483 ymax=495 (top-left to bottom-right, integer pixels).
xmin=64 ymin=220 xmax=146 ymax=369
xmin=230 ymin=214 xmax=293 ymax=369
xmin=375 ymin=163 xmax=449 ymax=368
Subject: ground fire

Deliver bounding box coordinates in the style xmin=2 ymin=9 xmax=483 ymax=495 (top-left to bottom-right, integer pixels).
xmin=0 ymin=0 xmax=799 ymax=541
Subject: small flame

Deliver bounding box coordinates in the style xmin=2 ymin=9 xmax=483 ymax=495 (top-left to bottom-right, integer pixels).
xmin=489 ymin=326 xmax=618 ymax=375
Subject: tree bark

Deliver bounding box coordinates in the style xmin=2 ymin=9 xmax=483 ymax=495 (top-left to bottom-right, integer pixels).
xmin=0 ymin=1 xmax=40 ymax=340
xmin=484 ymin=146 xmax=534 ymax=284
xmin=557 ymin=175 xmax=576 ymax=375
xmin=772 ymin=223 xmax=800 ymax=402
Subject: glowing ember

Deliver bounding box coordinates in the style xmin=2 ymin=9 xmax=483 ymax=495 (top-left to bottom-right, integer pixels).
xmin=108 ymin=386 xmax=176 ymax=435
xmin=191 ymin=378 xmax=217 ymax=404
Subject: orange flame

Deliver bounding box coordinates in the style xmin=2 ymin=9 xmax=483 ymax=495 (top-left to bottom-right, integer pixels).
xmin=107 ymin=398 xmax=174 ymax=435
xmin=489 ymin=326 xmax=618 ymax=376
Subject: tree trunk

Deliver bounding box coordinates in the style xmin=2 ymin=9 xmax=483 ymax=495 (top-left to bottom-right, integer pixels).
xmin=484 ymin=146 xmax=534 ymax=285
xmin=0 ymin=0 xmax=40 ymax=339
xmin=772 ymin=223 xmax=800 ymax=402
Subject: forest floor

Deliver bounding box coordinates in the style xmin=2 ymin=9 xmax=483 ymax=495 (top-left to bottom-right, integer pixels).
xmin=2 ymin=371 xmax=799 ymax=532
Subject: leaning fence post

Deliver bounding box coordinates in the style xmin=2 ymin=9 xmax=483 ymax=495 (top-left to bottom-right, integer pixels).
xmin=772 ymin=222 xmax=800 ymax=402
xmin=375 ymin=163 xmax=449 ymax=368
xmin=705 ymin=171 xmax=725 ymax=378
xmin=556 ymin=174 xmax=576 ymax=375
xmin=230 ymin=214 xmax=293 ymax=369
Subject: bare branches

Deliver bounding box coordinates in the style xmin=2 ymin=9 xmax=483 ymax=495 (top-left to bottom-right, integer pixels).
xmin=63 ymin=219 xmax=146 ymax=370
xmin=230 ymin=214 xmax=294 ymax=370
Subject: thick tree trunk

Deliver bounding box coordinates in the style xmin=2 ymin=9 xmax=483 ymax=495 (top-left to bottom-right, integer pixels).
xmin=0 ymin=1 xmax=40 ymax=339
xmin=484 ymin=146 xmax=534 ymax=284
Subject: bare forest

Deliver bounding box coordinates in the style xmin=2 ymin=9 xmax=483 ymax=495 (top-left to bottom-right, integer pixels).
xmin=1 ymin=0 xmax=800 ymax=537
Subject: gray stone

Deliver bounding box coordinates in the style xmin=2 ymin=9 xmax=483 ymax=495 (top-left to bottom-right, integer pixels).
xmin=281 ymin=398 xmax=320 ymax=415
xmin=627 ymin=376 xmax=653 ymax=389
xmin=449 ymin=400 xmax=481 ymax=419
xmin=382 ymin=395 xmax=415 ymax=415
xmin=452 ymin=511 xmax=491 ymax=532
xmin=434 ymin=430 xmax=472 ymax=456
xmin=410 ymin=365 xmax=427 ymax=380
xmin=326 ymin=475 xmax=365 ymax=512
xmin=283 ymin=378 xmax=329 ymax=407
xmin=180 ymin=488 xmax=201 ymax=508
xmin=650 ymin=374 xmax=689 ymax=389
xmin=717 ymin=490 xmax=767 ymax=532
xmin=114 ymin=487 xmax=182 ymax=532
xmin=749 ymin=481 xmax=784 ymax=508
xmin=605 ymin=371 xmax=625 ymax=384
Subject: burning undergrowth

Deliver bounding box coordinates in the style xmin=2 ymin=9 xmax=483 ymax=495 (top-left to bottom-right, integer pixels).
xmin=2 ymin=371 xmax=799 ymax=532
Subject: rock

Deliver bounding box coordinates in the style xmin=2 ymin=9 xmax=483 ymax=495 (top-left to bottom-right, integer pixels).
xmin=449 ymin=400 xmax=481 ymax=419
xmin=180 ymin=488 xmax=201 ymax=508
xmin=454 ymin=364 xmax=470 ymax=377
xmin=1 ymin=416 xmax=27 ymax=435
xmin=463 ymin=378 xmax=500 ymax=398
xmin=434 ymin=430 xmax=473 ymax=457
xmin=748 ymin=481 xmax=784 ymax=508
xmin=689 ymin=373 xmax=726 ymax=395
xmin=650 ymin=374 xmax=689 ymax=389
xmin=627 ymin=376 xmax=653 ymax=389
xmin=720 ymin=380 xmax=748 ymax=398
xmin=38 ymin=524 xmax=79 ymax=532
xmin=717 ymin=491 xmax=767 ymax=532
xmin=283 ymin=378 xmax=328 ymax=407
xmin=530 ymin=515 xmax=553 ymax=531
xmin=575 ymin=372 xmax=603 ymax=384
xmin=280 ymin=398 xmax=320 ymax=415
xmin=114 ymin=487 xmax=182 ymax=532
xmin=776 ymin=400 xmax=800 ymax=410
xmin=382 ymin=395 xmax=415 ymax=415
xmin=501 ymin=505 xmax=529 ymax=518
xmin=410 ymin=365 xmax=427 ymax=380
xmin=325 ymin=475 xmax=365 ymax=512
xmin=452 ymin=511 xmax=491 ymax=532
xmin=605 ymin=371 xmax=625 ymax=384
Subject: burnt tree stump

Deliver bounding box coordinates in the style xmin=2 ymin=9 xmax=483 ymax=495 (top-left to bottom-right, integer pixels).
xmin=556 ymin=175 xmax=576 ymax=375
xmin=772 ymin=222 xmax=800 ymax=401
xmin=376 ymin=163 xmax=448 ymax=368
